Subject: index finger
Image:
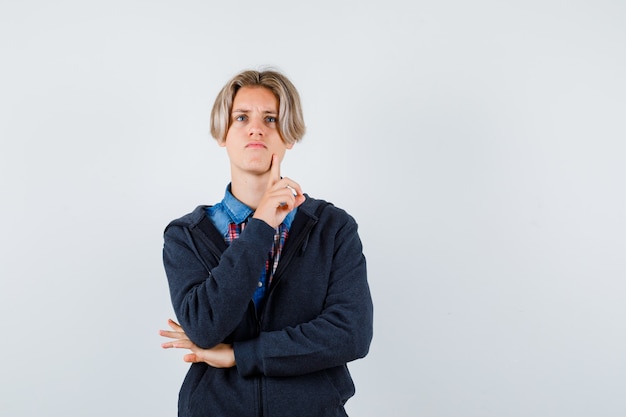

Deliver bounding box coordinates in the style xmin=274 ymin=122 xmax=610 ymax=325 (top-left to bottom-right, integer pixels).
xmin=269 ymin=154 xmax=281 ymax=185
xmin=168 ymin=318 xmax=183 ymax=331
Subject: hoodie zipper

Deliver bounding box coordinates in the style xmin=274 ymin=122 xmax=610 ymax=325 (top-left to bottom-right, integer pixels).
xmin=252 ymin=213 xmax=320 ymax=417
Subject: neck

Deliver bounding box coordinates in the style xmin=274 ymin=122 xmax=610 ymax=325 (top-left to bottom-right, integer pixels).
xmin=230 ymin=171 xmax=270 ymax=210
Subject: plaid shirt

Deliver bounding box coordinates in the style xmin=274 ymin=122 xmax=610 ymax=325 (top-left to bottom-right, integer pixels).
xmin=206 ymin=185 xmax=295 ymax=310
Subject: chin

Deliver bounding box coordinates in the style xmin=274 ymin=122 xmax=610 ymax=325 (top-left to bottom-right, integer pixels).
xmin=242 ymin=160 xmax=270 ymax=174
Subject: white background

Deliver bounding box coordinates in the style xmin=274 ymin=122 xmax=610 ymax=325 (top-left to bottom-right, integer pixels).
xmin=1 ymin=1 xmax=625 ymax=416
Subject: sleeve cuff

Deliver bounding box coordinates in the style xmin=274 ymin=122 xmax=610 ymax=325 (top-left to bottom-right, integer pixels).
xmin=233 ymin=337 xmax=263 ymax=377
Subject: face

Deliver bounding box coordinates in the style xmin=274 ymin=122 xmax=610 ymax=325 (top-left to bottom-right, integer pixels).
xmin=221 ymin=86 xmax=293 ymax=177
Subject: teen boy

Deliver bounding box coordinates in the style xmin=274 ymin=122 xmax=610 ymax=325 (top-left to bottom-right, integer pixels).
xmin=160 ymin=69 xmax=373 ymax=417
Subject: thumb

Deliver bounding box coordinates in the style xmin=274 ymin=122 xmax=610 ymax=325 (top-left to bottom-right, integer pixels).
xmin=183 ymin=353 xmax=199 ymax=363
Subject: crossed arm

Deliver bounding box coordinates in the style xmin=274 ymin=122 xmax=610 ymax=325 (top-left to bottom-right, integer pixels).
xmin=161 ymin=222 xmax=372 ymax=374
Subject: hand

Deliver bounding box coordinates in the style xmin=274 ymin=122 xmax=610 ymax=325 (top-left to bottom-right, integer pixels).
xmin=159 ymin=319 xmax=236 ymax=368
xmin=253 ymin=154 xmax=306 ymax=228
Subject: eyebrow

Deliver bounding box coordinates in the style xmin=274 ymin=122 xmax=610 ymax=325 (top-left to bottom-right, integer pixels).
xmin=231 ymin=108 xmax=277 ymax=114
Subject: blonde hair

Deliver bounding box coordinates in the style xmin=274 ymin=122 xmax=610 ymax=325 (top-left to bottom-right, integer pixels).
xmin=210 ymin=69 xmax=306 ymax=145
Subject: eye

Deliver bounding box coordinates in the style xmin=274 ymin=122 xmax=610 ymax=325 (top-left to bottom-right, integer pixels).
xmin=234 ymin=114 xmax=247 ymax=122
xmin=265 ymin=116 xmax=277 ymax=123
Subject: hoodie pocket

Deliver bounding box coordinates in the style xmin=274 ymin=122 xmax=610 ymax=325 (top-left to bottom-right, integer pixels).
xmin=184 ymin=365 xmax=256 ymax=417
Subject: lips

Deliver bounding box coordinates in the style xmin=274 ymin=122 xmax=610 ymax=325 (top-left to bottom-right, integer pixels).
xmin=246 ymin=141 xmax=267 ymax=149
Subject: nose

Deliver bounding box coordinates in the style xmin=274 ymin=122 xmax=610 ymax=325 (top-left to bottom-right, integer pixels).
xmin=248 ymin=117 xmax=264 ymax=137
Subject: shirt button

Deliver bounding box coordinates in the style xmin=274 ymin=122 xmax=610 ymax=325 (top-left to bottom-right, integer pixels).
xmin=258 ymin=282 xmax=263 ymax=287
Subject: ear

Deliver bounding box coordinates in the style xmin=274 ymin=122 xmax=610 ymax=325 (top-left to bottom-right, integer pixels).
xmin=285 ymin=142 xmax=294 ymax=150
xmin=218 ymin=138 xmax=227 ymax=147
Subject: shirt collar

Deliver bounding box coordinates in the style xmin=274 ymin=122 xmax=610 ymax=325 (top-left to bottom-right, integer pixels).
xmin=222 ymin=184 xmax=254 ymax=224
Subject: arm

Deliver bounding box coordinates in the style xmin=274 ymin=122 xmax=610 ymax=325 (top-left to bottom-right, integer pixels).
xmin=164 ymin=156 xmax=306 ymax=349
xmin=163 ymin=218 xmax=275 ymax=348
xmin=234 ymin=218 xmax=374 ymax=377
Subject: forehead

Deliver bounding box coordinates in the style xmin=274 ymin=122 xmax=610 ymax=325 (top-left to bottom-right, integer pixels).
xmin=232 ymin=86 xmax=278 ymax=110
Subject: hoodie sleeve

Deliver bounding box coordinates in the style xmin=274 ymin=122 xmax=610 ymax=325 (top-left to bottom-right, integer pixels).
xmin=233 ymin=214 xmax=374 ymax=377
xmin=163 ymin=217 xmax=276 ymax=348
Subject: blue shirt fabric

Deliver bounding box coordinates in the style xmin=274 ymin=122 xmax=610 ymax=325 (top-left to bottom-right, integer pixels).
xmin=205 ymin=184 xmax=296 ymax=308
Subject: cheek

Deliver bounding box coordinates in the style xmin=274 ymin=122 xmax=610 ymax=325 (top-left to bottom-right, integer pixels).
xmin=222 ymin=127 xmax=242 ymax=148
xmin=275 ymin=149 xmax=290 ymax=163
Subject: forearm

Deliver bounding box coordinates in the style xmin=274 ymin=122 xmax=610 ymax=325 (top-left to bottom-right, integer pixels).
xmin=234 ymin=262 xmax=373 ymax=377
xmin=234 ymin=302 xmax=373 ymax=377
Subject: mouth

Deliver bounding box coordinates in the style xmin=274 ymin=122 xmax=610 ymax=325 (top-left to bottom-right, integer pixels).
xmin=246 ymin=142 xmax=267 ymax=149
